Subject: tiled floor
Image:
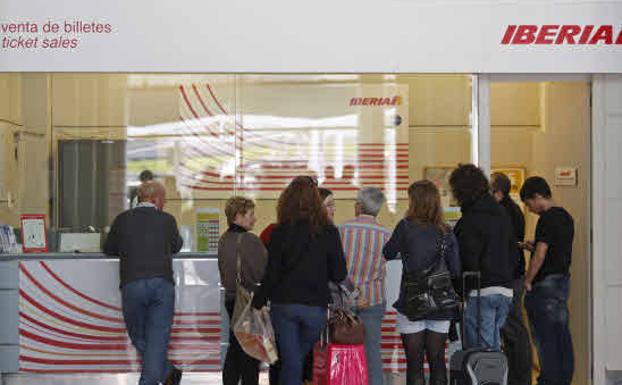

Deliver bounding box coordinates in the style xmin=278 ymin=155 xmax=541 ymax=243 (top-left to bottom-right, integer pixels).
xmin=4 ymin=373 xmax=223 ymax=385
xmin=3 ymin=372 xmax=403 ymax=385
xmin=3 ymin=341 xmax=464 ymax=385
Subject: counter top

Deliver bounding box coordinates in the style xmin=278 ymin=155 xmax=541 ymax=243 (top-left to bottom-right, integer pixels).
xmin=0 ymin=252 xmax=217 ymax=260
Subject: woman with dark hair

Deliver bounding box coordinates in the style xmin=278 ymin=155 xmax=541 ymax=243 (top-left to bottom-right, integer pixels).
xmin=383 ymin=180 xmax=461 ymax=385
xmin=449 ymin=164 xmax=516 ymax=351
xmin=261 ymin=185 xmax=334 ymax=246
xmin=252 ymin=176 xmax=347 ymax=385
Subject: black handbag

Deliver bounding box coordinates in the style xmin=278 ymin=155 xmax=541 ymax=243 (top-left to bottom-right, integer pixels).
xmin=400 ymin=230 xmax=459 ymax=321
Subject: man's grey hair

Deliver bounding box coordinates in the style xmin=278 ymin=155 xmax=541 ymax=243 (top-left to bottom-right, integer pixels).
xmin=138 ymin=181 xmax=165 ymax=202
xmin=357 ymin=187 xmax=386 ymax=217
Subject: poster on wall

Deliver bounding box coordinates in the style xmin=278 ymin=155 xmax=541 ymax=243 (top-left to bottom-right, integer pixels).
xmin=424 ymin=166 xmax=456 ymax=208
xmin=196 ymin=208 xmax=220 ymax=253
xmin=169 ymin=81 xmax=409 ymax=199
xmin=554 ymin=167 xmax=578 ymax=186
xmin=20 ymin=214 xmax=48 ymax=253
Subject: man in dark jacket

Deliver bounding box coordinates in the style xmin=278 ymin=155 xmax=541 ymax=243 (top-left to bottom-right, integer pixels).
xmin=449 ymin=164 xmax=517 ymax=350
xmin=104 ymin=181 xmax=183 ymax=385
xmin=492 ymin=173 xmax=532 ymax=385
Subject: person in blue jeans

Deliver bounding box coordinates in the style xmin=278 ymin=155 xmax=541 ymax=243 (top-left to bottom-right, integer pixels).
xmin=104 ymin=181 xmax=184 ymax=385
xmin=252 ymin=176 xmax=347 ymax=385
xmin=520 ymin=176 xmax=575 ymax=385
xmin=339 ymin=187 xmax=392 ymax=385
xmin=449 ymin=164 xmax=518 ymax=350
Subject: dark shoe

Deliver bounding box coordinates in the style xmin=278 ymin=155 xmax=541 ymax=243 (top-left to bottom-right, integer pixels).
xmin=164 ymin=366 xmax=183 ymax=385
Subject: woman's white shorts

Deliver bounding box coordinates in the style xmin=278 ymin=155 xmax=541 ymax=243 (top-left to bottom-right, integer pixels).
xmin=396 ymin=312 xmax=451 ymax=334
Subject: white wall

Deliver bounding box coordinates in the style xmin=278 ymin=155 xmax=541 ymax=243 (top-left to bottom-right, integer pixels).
xmin=1 ymin=1 xmax=622 ymax=72
xmin=593 ymin=75 xmax=622 ymax=385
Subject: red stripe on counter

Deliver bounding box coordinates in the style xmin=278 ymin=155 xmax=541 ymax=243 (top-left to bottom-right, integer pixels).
xmin=20 ymin=329 xmax=129 ymax=350
xmin=39 ymin=262 xmax=122 ymax=312
xmin=21 ymin=309 xmax=220 ymax=340
xmin=38 ymin=261 xmax=222 ymax=318
xmin=20 ymin=312 xmax=126 ymax=342
xmin=20 ymin=329 xmax=219 ymax=351
xmin=19 ymin=368 xmax=220 ymax=374
xmin=20 ymin=355 xmax=221 ymax=366
xmin=20 ymin=289 xmax=126 ymax=334
xmin=20 ymin=264 xmax=124 ymax=324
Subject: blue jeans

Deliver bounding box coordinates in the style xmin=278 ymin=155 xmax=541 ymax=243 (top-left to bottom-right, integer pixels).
xmin=524 ymin=275 xmax=574 ymax=385
xmin=465 ymin=293 xmax=512 ymax=350
xmin=270 ymin=304 xmax=326 ymax=385
xmin=354 ymin=303 xmax=385 ymax=385
xmin=122 ymin=277 xmax=175 ymax=385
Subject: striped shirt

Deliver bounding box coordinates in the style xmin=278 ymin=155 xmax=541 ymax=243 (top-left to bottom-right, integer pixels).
xmin=338 ymin=215 xmax=392 ymax=306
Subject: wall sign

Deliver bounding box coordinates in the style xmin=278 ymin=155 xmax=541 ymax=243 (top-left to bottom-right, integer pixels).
xmin=20 ymin=214 xmax=47 ymax=253
xmin=555 ymin=167 xmax=578 ymax=186
xmin=196 ymin=208 xmax=220 ymax=253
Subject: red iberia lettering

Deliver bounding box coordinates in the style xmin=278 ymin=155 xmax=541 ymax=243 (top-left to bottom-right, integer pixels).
xmin=501 ymin=25 xmax=516 ymax=44
xmin=513 ymin=25 xmax=538 ymax=44
xmin=589 ymin=25 xmax=613 ymax=45
xmin=349 ymin=96 xmax=402 ymax=107
xmin=556 ymin=25 xmax=581 ymax=44
xmin=578 ymin=25 xmax=595 ymax=44
xmin=502 ymin=24 xmax=622 ymax=45
xmin=535 ymin=25 xmax=559 ymax=44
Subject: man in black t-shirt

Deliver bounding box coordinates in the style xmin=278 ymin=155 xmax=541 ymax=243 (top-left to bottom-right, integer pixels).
xmin=492 ymin=173 xmax=531 ymax=385
xmin=520 ymin=176 xmax=574 ymax=385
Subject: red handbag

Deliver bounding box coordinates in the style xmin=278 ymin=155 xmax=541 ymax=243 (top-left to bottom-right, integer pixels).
xmin=313 ymin=343 xmax=368 ymax=385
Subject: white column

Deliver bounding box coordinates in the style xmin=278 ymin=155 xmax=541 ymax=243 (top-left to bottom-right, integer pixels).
xmin=472 ymin=74 xmax=491 ymax=172
xmin=592 ymin=74 xmax=622 ymax=385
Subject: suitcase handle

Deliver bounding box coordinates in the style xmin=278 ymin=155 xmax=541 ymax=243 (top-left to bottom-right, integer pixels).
xmin=461 ymin=271 xmax=481 ymax=350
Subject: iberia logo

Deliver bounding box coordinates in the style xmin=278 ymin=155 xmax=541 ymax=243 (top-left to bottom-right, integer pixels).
xmin=501 ymin=25 xmax=622 ymax=45
xmin=350 ymin=96 xmax=402 ymax=106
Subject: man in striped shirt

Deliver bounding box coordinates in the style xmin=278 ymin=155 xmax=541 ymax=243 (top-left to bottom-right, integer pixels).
xmin=338 ymin=187 xmax=391 ymax=385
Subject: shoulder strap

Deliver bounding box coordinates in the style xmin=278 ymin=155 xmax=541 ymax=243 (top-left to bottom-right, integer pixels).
xmin=437 ymin=228 xmax=449 ymax=261
xmin=416 ymin=228 xmax=449 ymax=276
xmin=235 ymin=233 xmax=244 ymax=286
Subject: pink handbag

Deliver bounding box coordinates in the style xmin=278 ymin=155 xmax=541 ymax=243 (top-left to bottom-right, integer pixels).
xmin=313 ymin=343 xmax=368 ymax=385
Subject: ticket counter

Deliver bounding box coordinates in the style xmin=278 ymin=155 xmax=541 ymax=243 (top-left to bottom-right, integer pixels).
xmin=0 ymin=253 xmax=223 ymax=383
xmin=0 ymin=253 xmax=424 ymax=385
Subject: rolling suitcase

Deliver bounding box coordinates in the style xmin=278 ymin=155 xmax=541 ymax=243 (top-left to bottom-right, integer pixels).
xmin=450 ymin=272 xmax=509 ymax=385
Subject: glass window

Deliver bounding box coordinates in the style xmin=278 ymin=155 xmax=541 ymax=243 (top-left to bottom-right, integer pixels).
xmin=0 ymin=73 xmax=474 ymax=252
